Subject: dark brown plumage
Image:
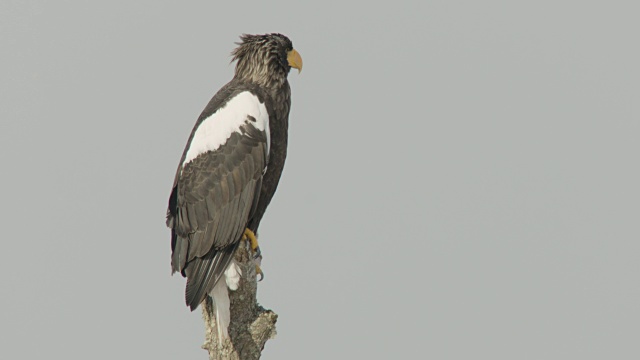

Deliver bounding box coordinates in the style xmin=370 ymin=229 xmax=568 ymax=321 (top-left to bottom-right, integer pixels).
xmin=167 ymin=34 xmax=301 ymax=311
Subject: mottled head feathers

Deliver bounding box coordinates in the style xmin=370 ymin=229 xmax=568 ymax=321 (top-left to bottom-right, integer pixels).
xmin=231 ymin=33 xmax=301 ymax=88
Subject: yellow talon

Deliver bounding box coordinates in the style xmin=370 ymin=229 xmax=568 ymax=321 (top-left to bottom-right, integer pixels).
xmin=243 ymin=228 xmax=259 ymax=251
xmin=243 ymin=228 xmax=264 ymax=280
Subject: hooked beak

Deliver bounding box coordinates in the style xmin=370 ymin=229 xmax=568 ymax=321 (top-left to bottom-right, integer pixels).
xmin=287 ymin=49 xmax=303 ymax=73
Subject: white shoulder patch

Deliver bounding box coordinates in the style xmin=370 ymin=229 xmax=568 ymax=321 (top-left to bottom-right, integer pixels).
xmin=183 ymin=91 xmax=269 ymax=166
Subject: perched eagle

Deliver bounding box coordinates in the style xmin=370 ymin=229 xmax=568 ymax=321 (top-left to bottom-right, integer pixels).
xmin=166 ymin=34 xmax=302 ymax=338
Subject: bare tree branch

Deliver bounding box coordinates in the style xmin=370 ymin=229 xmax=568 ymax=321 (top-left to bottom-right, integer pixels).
xmin=201 ymin=242 xmax=277 ymax=360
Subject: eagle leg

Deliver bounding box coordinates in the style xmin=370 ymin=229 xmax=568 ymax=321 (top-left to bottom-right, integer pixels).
xmin=243 ymin=228 xmax=259 ymax=252
xmin=243 ymin=228 xmax=265 ymax=281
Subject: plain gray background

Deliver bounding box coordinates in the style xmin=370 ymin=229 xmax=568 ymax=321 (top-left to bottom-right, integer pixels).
xmin=2 ymin=1 xmax=639 ymax=359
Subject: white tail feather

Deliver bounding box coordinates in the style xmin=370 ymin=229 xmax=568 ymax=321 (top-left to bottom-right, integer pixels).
xmin=211 ymin=276 xmax=230 ymax=343
xmin=209 ymin=260 xmax=242 ymax=344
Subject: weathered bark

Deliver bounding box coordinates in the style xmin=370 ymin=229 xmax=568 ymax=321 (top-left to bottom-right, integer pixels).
xmin=201 ymin=242 xmax=278 ymax=360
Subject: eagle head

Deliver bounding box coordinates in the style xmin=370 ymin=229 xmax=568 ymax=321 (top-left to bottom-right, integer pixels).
xmin=231 ymin=33 xmax=302 ymax=87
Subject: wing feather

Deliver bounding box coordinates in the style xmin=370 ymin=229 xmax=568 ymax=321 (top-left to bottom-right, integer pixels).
xmin=168 ymin=100 xmax=268 ymax=308
xmin=184 ymin=242 xmax=239 ymax=311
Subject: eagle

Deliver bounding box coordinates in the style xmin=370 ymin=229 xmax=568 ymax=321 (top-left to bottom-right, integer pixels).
xmin=166 ymin=33 xmax=302 ymax=339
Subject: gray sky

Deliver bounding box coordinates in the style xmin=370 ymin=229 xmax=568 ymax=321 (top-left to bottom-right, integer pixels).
xmin=2 ymin=1 xmax=639 ymax=359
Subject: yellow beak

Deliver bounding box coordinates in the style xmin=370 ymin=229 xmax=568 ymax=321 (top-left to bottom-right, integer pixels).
xmin=287 ymin=49 xmax=303 ymax=73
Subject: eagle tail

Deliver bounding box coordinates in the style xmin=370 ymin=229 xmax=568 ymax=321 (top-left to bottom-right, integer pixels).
xmin=212 ymin=260 xmax=242 ymax=342
xmin=211 ymin=277 xmax=230 ymax=341
xmin=185 ymin=242 xmax=239 ymax=311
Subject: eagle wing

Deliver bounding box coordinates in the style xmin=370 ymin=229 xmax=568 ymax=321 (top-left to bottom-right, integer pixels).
xmin=167 ymin=90 xmax=269 ymax=310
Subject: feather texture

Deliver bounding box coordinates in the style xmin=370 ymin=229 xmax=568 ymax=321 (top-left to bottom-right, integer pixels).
xmin=170 ymin=92 xmax=268 ymax=309
xmin=183 ymin=92 xmax=269 ymax=167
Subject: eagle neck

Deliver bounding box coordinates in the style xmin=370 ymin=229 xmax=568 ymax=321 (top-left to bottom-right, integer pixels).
xmin=233 ymin=72 xmax=288 ymax=92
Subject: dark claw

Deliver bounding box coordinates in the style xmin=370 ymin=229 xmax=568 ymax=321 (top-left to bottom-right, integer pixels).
xmin=253 ymin=246 xmax=262 ymax=260
xmin=257 ymin=271 xmax=264 ymax=282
